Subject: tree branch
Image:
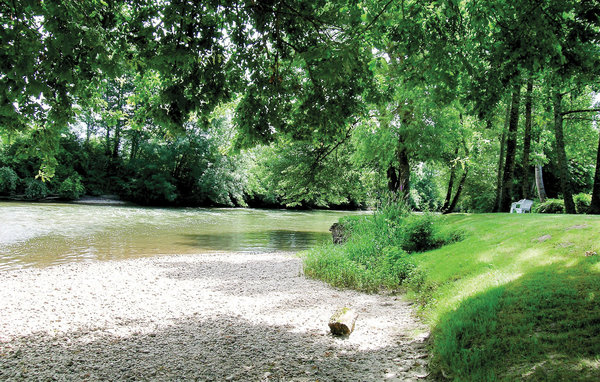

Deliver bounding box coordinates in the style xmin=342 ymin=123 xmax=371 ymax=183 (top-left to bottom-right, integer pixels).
xmin=561 ymin=108 xmax=600 ymax=116
xmin=312 ymin=123 xmax=357 ymax=167
xmin=564 ymin=117 xmax=598 ymax=121
xmin=363 ymin=0 xmax=395 ymax=33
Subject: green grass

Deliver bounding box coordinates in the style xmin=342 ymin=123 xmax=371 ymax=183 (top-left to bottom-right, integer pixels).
xmin=304 ymin=213 xmax=600 ymax=381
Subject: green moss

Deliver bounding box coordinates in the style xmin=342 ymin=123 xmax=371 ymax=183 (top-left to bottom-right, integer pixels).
xmin=329 ymin=307 xmax=350 ymax=322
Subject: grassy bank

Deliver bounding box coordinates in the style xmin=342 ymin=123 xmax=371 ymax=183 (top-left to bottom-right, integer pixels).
xmin=304 ymin=212 xmax=600 ymax=381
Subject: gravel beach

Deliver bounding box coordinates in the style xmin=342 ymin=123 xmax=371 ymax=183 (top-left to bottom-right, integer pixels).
xmin=0 ymin=252 xmax=430 ymax=381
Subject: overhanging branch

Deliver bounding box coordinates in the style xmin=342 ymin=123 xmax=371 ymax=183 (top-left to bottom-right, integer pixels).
xmin=561 ymin=108 xmax=600 ymax=116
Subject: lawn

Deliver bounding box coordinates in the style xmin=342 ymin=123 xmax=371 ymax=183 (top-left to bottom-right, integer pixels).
xmin=305 ymin=213 xmax=600 ymax=381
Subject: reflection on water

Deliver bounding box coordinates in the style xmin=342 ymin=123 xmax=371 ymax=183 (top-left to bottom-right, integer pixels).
xmin=0 ymin=202 xmax=364 ymax=270
xmin=179 ymin=230 xmax=329 ymax=252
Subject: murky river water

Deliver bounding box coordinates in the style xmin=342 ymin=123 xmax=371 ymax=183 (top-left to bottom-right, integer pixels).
xmin=0 ymin=202 xmax=363 ymax=270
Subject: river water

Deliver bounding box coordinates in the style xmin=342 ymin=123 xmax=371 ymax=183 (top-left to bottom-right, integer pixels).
xmin=0 ymin=202 xmax=362 ymax=271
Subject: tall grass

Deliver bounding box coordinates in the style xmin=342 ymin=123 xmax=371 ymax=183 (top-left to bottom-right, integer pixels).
xmin=303 ymin=202 xmax=462 ymax=293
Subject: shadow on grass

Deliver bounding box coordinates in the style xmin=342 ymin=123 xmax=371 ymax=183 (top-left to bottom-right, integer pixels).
xmin=0 ymin=314 xmax=429 ymax=381
xmin=431 ymin=255 xmax=600 ymax=381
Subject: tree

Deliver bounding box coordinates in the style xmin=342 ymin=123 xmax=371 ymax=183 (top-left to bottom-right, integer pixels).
xmin=521 ymin=77 xmax=534 ymax=199
xmin=591 ymin=129 xmax=600 ymax=214
xmin=499 ymin=83 xmax=522 ymax=212
xmin=493 ymin=102 xmax=510 ymax=212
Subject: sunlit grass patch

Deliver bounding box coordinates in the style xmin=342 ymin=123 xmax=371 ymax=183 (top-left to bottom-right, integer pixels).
xmin=412 ymin=214 xmax=600 ymax=380
xmin=304 ymin=211 xmax=600 ymax=380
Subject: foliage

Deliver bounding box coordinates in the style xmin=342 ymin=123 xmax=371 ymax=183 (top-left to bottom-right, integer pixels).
xmin=23 ymin=178 xmax=49 ymax=200
xmin=246 ymin=141 xmax=369 ymax=208
xmin=573 ymin=192 xmax=592 ymax=214
xmin=408 ymin=164 xmax=443 ymax=211
xmin=534 ymin=198 xmax=565 ymax=214
xmin=121 ymin=169 xmax=177 ymax=205
xmin=3 ymin=0 xmax=600 ymax=214
xmin=459 ymin=131 xmax=499 ymax=212
xmin=195 ymin=154 xmax=247 ymax=207
xmin=57 ymin=174 xmax=86 ymax=200
xmin=0 ymin=167 xmax=19 ymax=195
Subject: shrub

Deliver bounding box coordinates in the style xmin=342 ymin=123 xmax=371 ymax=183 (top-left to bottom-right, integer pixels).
xmin=534 ymin=199 xmax=565 ymax=214
xmin=573 ymin=193 xmax=592 ymax=214
xmin=24 ymin=178 xmax=49 ymax=200
xmin=58 ymin=174 xmax=86 ymax=200
xmin=0 ymin=167 xmax=19 ymax=195
xmin=400 ymin=214 xmax=440 ymax=253
xmin=400 ymin=214 xmax=464 ymax=253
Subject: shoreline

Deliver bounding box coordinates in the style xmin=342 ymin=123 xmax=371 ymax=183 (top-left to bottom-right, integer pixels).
xmin=0 ymin=252 xmax=430 ymax=381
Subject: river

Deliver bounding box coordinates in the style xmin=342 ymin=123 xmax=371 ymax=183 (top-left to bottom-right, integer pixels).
xmin=0 ymin=202 xmax=363 ymax=270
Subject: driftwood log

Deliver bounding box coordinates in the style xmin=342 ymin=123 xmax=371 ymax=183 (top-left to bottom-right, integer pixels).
xmin=328 ymin=307 xmax=358 ymax=336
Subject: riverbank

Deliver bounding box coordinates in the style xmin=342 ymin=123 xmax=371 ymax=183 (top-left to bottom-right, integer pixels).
xmin=0 ymin=252 xmax=430 ymax=381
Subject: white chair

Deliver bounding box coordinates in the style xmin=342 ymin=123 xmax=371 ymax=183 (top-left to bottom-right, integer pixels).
xmin=510 ymin=199 xmax=533 ymax=213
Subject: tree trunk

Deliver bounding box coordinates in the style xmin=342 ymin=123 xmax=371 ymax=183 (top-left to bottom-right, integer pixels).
xmin=387 ymin=166 xmax=399 ymax=193
xmin=112 ymin=121 xmax=121 ymax=159
xmin=493 ymin=102 xmax=511 ymax=212
xmin=104 ymin=91 xmax=112 ymax=156
xmin=442 ymin=164 xmax=456 ymax=212
xmin=105 ymin=126 xmax=111 ymax=156
xmin=521 ymin=77 xmax=533 ymax=199
xmin=589 ymin=130 xmax=600 ymax=214
xmin=130 ymin=131 xmax=139 ymax=161
xmin=397 ymin=136 xmax=410 ymax=199
xmin=443 ymin=165 xmax=469 ymax=214
xmin=85 ymin=114 xmax=93 ymax=145
xmin=499 ymin=82 xmax=522 ymax=212
xmin=442 ymin=147 xmax=460 ymax=211
xmin=552 ymin=91 xmax=576 ymax=214
xmin=535 ymin=164 xmax=547 ymax=203
xmin=112 ymin=84 xmax=124 ymax=160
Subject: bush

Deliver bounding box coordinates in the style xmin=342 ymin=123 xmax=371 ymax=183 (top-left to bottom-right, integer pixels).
xmin=58 ymin=174 xmax=86 ymax=200
xmin=574 ymin=193 xmax=592 ymax=214
xmin=400 ymin=214 xmax=464 ymax=253
xmin=379 ymin=245 xmax=417 ymax=286
xmin=0 ymin=167 xmax=19 ymax=195
xmin=24 ymin=178 xmax=49 ymax=200
xmin=534 ymin=199 xmax=565 ymax=214
xmin=400 ymin=214 xmax=440 ymax=253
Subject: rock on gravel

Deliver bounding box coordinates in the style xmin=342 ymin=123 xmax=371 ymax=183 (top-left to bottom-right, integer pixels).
xmin=0 ymin=252 xmax=431 ymax=381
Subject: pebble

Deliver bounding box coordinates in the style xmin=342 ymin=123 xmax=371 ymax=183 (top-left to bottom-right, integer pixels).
xmin=0 ymin=252 xmax=431 ymax=381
